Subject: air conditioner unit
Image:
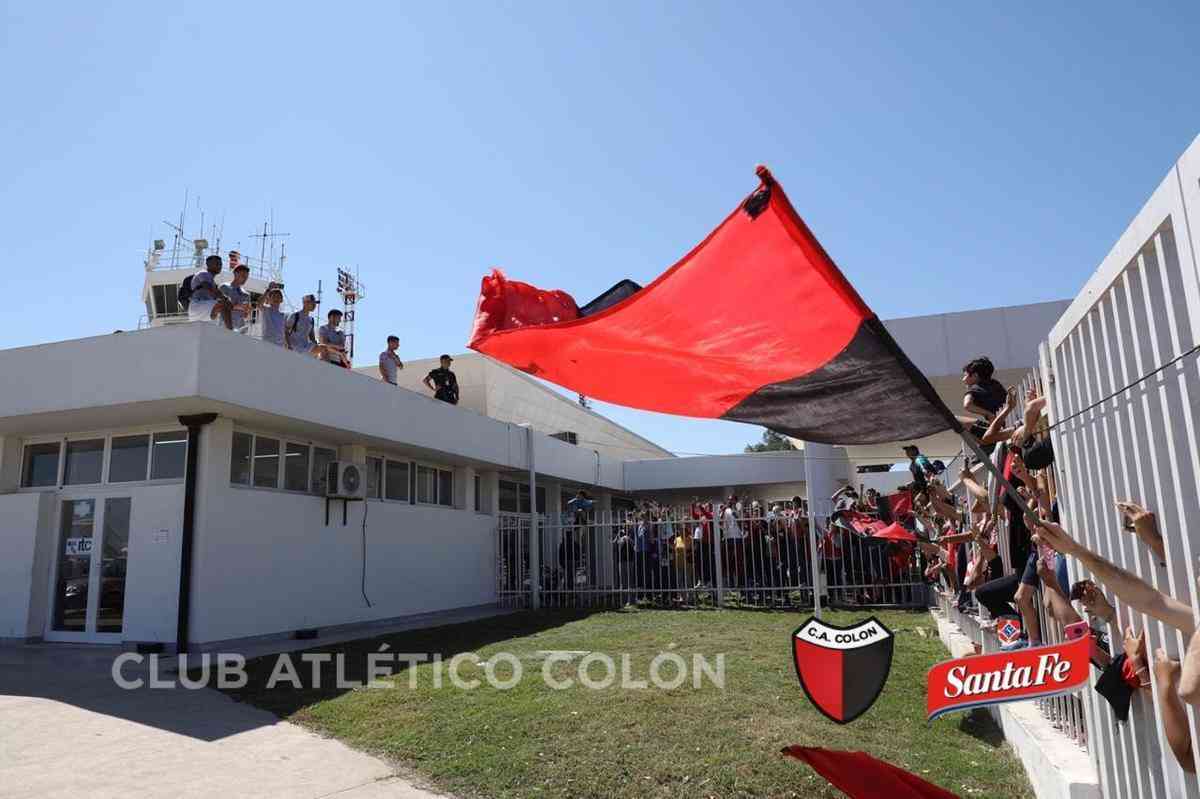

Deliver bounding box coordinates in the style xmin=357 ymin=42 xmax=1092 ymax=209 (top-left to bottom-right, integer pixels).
xmin=326 ymin=461 xmax=366 ymax=499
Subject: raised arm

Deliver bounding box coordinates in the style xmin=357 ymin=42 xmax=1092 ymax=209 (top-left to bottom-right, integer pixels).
xmin=1035 ymin=520 xmax=1194 ymax=636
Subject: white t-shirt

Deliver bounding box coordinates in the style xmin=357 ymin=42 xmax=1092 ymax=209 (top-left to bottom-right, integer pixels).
xmin=722 ymin=507 xmax=744 ymax=539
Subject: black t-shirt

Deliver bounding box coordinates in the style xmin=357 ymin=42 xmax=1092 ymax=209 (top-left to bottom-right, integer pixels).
xmin=966 ymin=378 xmax=1007 ymax=417
xmin=427 ymin=367 xmax=459 ymax=404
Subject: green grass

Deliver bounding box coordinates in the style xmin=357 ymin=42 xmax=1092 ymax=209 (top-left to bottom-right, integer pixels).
xmin=227 ymin=609 xmax=1033 ymax=799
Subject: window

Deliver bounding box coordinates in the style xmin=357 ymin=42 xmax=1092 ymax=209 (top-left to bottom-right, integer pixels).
xmin=438 ymin=469 xmax=453 ymax=507
xmin=108 ymin=435 xmax=150 ymax=482
xmin=367 ymin=457 xmax=382 ymax=499
xmin=311 ymin=447 xmax=336 ymax=496
xmin=150 ymin=430 xmax=187 ymax=480
xmin=499 ymin=480 xmax=545 ymax=514
xmin=22 ymin=442 xmax=60 ymax=487
xmin=416 ymin=466 xmax=436 ymax=504
xmin=230 ymin=432 xmax=252 ymax=485
xmin=151 ymin=284 xmax=180 ymax=316
xmin=63 ymin=439 xmax=104 ymax=485
xmin=474 ymin=474 xmax=481 ymax=511
xmin=252 ymin=437 xmax=280 ymax=488
xmin=284 ymin=442 xmax=311 ymax=492
xmin=385 ymin=460 xmax=410 ymax=501
xmin=550 ymin=431 xmax=578 ymax=445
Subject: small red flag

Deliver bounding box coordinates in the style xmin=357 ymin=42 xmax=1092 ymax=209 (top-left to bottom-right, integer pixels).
xmin=782 ymin=746 xmax=959 ymax=799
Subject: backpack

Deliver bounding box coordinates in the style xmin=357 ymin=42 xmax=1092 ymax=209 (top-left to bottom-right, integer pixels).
xmin=177 ymin=275 xmax=194 ymax=310
xmin=286 ymin=312 xmax=302 ymax=338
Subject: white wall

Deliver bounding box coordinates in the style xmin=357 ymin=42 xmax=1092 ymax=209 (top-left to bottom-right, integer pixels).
xmin=120 ymin=484 xmax=186 ymax=644
xmin=623 ymin=452 xmax=819 ymax=491
xmin=187 ymin=420 xmax=495 ymax=645
xmin=356 ymin=352 xmax=672 ymax=461
xmin=0 ymin=492 xmax=53 ymax=639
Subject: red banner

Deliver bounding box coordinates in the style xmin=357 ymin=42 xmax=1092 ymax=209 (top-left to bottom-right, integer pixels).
xmin=927 ymin=636 xmax=1090 ymax=721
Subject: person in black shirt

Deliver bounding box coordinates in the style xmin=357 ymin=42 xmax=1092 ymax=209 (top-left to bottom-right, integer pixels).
xmin=961 ymin=356 xmax=1007 ymax=420
xmin=423 ymin=354 xmax=460 ymax=404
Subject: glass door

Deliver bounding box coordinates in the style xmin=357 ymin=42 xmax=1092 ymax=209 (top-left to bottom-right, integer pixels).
xmin=47 ymin=496 xmax=131 ymax=642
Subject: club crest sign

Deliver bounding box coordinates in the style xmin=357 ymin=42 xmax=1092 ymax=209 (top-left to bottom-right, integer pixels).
xmin=792 ymin=616 xmax=894 ymax=724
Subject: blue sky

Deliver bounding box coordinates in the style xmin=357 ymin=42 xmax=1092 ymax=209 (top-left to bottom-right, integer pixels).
xmin=2 ymin=2 xmax=1197 ymax=455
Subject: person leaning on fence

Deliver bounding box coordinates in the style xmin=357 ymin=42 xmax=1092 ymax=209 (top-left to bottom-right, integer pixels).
xmin=319 ymin=309 xmax=350 ymax=367
xmin=1037 ymin=513 xmax=1198 ymax=772
xmin=379 ymin=335 xmax=404 ymax=384
xmin=187 ymin=254 xmax=233 ymax=328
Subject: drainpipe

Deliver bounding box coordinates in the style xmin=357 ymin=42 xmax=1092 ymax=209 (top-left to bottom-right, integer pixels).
xmin=176 ymin=413 xmax=217 ymax=654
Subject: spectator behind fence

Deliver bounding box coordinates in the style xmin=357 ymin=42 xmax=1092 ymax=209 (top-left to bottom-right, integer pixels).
xmin=903 ymin=445 xmax=935 ymax=492
xmin=219 ymin=257 xmax=253 ymax=333
xmin=1037 ymin=511 xmax=1199 ymax=772
xmin=379 ymin=335 xmax=404 ymax=385
xmin=424 ymin=354 xmax=459 ymax=404
xmin=962 ymin=356 xmax=1007 ymax=419
xmin=286 ymin=294 xmax=320 ymax=356
xmin=319 ymin=309 xmax=350 ymax=367
xmin=258 ymin=284 xmax=286 ymax=347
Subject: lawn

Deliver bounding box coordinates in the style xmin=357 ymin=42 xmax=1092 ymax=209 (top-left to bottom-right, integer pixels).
xmin=227 ymin=608 xmax=1033 ymax=799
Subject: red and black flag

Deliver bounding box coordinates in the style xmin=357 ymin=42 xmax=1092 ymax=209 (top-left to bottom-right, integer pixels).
xmin=791 ymin=616 xmax=894 ymax=724
xmin=467 ymin=166 xmax=954 ymax=445
xmin=782 ymin=746 xmax=960 ymax=799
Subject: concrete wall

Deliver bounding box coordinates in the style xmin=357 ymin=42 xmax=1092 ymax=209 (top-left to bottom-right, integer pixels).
xmin=355 ymin=352 xmax=673 ymax=461
xmin=186 ymin=419 xmax=495 ymax=645
xmin=622 ymin=452 xmax=820 ymax=491
xmin=0 ymin=491 xmax=53 ymax=639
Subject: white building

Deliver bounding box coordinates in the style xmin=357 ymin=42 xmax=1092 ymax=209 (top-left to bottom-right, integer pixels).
xmin=0 ymin=235 xmax=1062 ymax=652
xmin=0 ymin=323 xmax=826 ymax=650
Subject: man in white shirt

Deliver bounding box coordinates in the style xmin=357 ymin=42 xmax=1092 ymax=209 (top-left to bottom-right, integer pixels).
xmin=722 ymin=495 xmax=745 ymax=587
xmin=188 ymin=255 xmax=232 ymax=327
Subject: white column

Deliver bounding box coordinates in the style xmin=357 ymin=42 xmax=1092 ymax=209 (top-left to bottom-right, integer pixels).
xmin=804 ymin=441 xmax=837 ymax=619
xmin=457 ymin=466 xmax=477 ymax=512
xmin=0 ymin=435 xmax=22 ymax=492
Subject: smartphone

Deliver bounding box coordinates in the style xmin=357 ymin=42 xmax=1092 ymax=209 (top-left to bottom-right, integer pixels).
xmin=1064 ymin=620 xmax=1089 ymax=641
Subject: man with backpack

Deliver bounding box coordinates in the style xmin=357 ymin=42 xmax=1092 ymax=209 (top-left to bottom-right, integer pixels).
xmin=183 ymin=254 xmax=232 ymax=328
xmin=285 ymin=294 xmax=320 ymax=356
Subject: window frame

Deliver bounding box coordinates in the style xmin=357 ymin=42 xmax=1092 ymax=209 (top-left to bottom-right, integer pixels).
xmin=413 ymin=460 xmax=454 ymax=508
xmin=19 ymin=426 xmax=190 ymax=491
xmin=228 ymin=429 xmax=340 ymax=496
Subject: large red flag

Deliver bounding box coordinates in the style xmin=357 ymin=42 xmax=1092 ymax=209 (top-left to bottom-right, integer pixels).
xmin=468 ymin=166 xmax=954 ymax=445
xmin=782 ymin=746 xmax=959 ymax=799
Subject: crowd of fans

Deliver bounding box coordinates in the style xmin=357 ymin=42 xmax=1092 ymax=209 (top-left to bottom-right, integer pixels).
xmin=907 ymin=355 xmax=1199 ymax=773
xmin=179 ymin=252 xmax=459 ymax=405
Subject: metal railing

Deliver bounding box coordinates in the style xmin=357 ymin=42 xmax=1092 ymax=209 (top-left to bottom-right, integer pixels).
xmin=496 ymin=501 xmax=929 ymax=611
xmin=1039 ymin=136 xmax=1200 ymax=799
xmin=935 ymin=134 xmax=1200 ymax=797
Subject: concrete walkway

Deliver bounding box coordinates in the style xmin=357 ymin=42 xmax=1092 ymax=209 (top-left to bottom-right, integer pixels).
xmin=0 ymin=644 xmax=449 ymax=799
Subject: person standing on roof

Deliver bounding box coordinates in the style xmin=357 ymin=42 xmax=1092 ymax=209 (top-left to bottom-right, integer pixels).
xmin=286 ymin=294 xmax=320 ymax=356
xmin=379 ymin=335 xmax=404 ymax=385
xmin=424 ymin=355 xmax=459 ymax=404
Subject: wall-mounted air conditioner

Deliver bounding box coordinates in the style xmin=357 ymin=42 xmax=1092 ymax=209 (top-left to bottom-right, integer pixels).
xmin=326 ymin=461 xmax=366 ymax=500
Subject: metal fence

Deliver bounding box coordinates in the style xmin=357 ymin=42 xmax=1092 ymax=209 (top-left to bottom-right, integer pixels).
xmin=496 ymin=500 xmax=928 ymax=611
xmin=1040 ymin=137 xmax=1200 ymax=799
xmin=936 ymin=136 xmax=1200 ymax=798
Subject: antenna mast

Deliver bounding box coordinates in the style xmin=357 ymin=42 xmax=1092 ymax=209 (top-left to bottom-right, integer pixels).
xmin=336 ymin=266 xmax=367 ymax=363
